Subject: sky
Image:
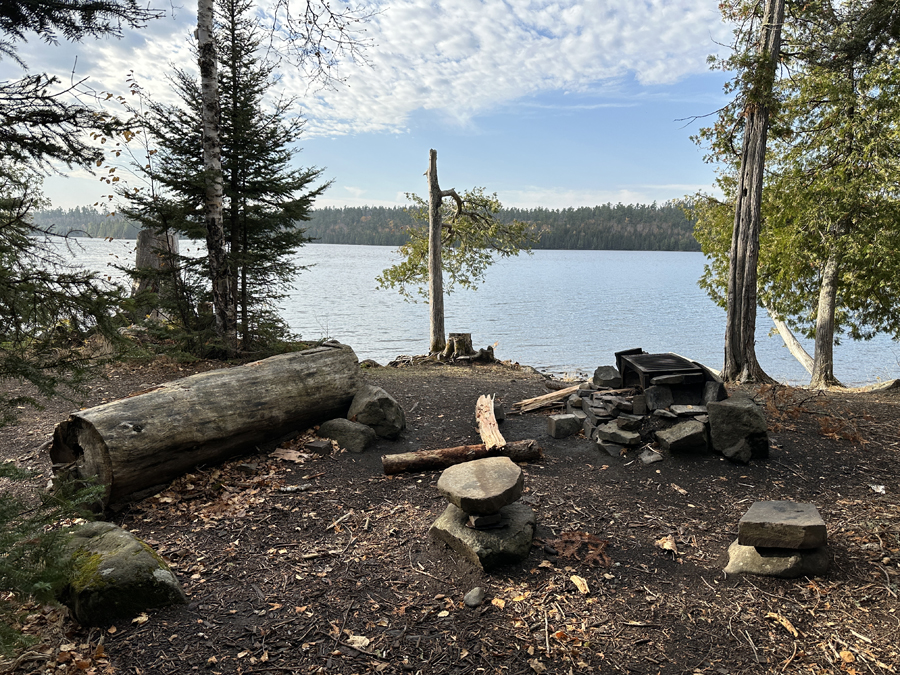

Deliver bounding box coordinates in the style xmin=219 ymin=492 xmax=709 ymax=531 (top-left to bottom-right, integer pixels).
xmin=4 ymin=0 xmax=735 ymax=211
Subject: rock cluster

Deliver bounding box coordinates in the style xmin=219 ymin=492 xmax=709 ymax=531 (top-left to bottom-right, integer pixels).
xmin=429 ymin=457 xmax=535 ymax=570
xmin=317 ymin=384 xmax=406 ymax=452
xmin=546 ymin=358 xmax=768 ymax=465
xmin=724 ymin=501 xmax=832 ymax=578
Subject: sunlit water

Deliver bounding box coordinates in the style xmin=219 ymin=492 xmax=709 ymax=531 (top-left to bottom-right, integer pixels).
xmin=59 ymin=238 xmax=900 ymax=386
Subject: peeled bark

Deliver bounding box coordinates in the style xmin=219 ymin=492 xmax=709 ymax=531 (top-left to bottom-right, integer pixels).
xmin=198 ymin=0 xmax=236 ymax=352
xmin=382 ymin=439 xmax=541 ymax=475
xmin=723 ymin=0 xmax=784 ymax=384
xmin=49 ymin=344 xmax=359 ymax=506
xmin=427 ymin=149 xmax=445 ymax=354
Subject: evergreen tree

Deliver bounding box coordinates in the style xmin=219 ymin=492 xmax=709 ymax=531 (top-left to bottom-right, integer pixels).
xmin=121 ymin=0 xmax=327 ymax=351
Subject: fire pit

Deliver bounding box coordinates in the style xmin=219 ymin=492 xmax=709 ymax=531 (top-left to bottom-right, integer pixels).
xmin=615 ymin=348 xmax=706 ymax=390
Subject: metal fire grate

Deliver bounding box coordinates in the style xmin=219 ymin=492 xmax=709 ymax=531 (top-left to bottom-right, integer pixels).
xmin=615 ymin=349 xmax=705 ymax=390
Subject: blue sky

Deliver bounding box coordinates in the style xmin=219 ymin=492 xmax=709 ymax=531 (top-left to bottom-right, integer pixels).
xmin=4 ymin=0 xmax=734 ymax=210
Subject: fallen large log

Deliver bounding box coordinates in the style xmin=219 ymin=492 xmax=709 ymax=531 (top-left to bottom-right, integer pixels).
xmin=50 ymin=343 xmax=359 ymax=506
xmin=382 ymin=439 xmax=541 ymax=475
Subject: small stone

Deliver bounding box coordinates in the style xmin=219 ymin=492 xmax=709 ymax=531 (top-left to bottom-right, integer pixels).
xmin=303 ymin=440 xmax=332 ymax=456
xmin=653 ymin=409 xmax=678 ymax=419
xmin=616 ymin=416 xmax=641 ymax=432
xmin=464 ymin=587 xmax=485 ymax=607
xmin=655 ymin=420 xmax=708 ymax=453
xmin=468 ymin=512 xmax=503 ymax=529
xmin=702 ymin=381 xmax=728 ymax=404
xmin=597 ymin=441 xmax=624 ymax=458
xmin=724 ymin=539 xmax=831 ymax=578
xmin=318 ymin=418 xmax=377 ymax=453
xmin=644 ymin=386 xmax=674 ymax=411
xmin=236 ymin=463 xmax=258 ymax=474
xmin=722 ymin=438 xmax=753 ymax=464
xmin=437 ymin=457 xmax=524 ymax=515
xmin=595 ymin=422 xmax=641 ymax=446
xmin=639 ymin=449 xmax=663 ymax=465
xmin=631 ymin=395 xmax=648 ymax=415
xmin=671 ymin=404 xmax=707 ymax=416
xmin=738 ymin=501 xmax=827 ymax=549
xmin=694 ymin=414 xmax=709 ymax=424
xmin=548 ymin=414 xmax=582 ymax=439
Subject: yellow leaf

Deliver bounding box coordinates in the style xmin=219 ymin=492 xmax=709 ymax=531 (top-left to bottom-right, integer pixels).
xmin=765 ymin=612 xmax=799 ymax=638
xmin=655 ymin=535 xmax=678 ymax=554
xmin=840 ymin=650 xmax=855 ymax=663
xmin=570 ymin=575 xmax=590 ymax=595
xmin=491 ymin=598 xmax=506 ymax=609
xmin=132 ymin=613 xmax=149 ymax=625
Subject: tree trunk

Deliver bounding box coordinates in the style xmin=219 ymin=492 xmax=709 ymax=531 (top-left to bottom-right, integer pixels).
xmin=427 ymin=149 xmax=446 ymax=354
xmin=441 ymin=332 xmax=474 ymax=360
xmin=723 ymin=0 xmax=784 ymax=384
xmin=764 ymin=302 xmax=814 ymax=375
xmin=131 ymin=228 xmax=179 ymax=322
xmin=198 ymin=0 xmax=236 ymax=353
xmin=810 ymin=251 xmax=844 ymax=388
xmin=381 ymin=439 xmax=541 ymax=475
xmin=49 ymin=343 xmax=360 ymax=507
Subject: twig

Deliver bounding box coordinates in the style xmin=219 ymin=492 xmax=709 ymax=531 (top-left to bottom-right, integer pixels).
xmin=744 ymin=630 xmax=761 ymax=663
xmin=326 ymin=512 xmax=352 ymax=530
xmin=544 ymin=608 xmax=551 ymax=656
xmin=781 ymin=641 xmax=798 ymax=672
xmin=407 ymin=566 xmax=446 ymax=583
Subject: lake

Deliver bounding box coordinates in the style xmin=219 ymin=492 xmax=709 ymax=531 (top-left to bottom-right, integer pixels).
xmin=62 ymin=238 xmax=900 ymax=386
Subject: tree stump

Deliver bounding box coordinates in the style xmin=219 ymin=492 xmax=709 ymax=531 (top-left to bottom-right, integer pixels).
xmin=49 ymin=343 xmax=359 ymax=507
xmin=441 ymin=333 xmax=475 ymax=359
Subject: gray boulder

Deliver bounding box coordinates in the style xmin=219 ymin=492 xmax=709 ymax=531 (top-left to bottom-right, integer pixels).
xmin=430 ymin=502 xmax=535 ymax=571
xmin=61 ymin=522 xmax=186 ymax=626
xmin=724 ymin=539 xmax=832 ymax=578
xmin=595 ymin=421 xmax=641 ymax=446
xmin=702 ymin=381 xmax=728 ymax=404
xmin=437 ymin=456 xmax=523 ymax=515
xmin=655 ymin=420 xmax=708 ymax=452
xmin=318 ymin=418 xmax=377 ymax=453
xmin=707 ymin=395 xmax=769 ymax=459
xmin=738 ymin=501 xmax=827 ymax=549
xmin=592 ymin=366 xmax=622 ymax=389
xmin=348 ymin=384 xmax=406 ymax=439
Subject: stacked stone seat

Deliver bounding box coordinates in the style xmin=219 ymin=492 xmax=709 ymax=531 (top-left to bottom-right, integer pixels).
xmin=725 ymin=501 xmax=831 ymax=578
xmin=429 ymin=456 xmax=535 ymax=571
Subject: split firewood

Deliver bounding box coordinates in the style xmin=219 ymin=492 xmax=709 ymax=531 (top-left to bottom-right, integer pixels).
xmin=511 ymin=385 xmax=581 ymax=413
xmin=475 ymin=394 xmax=505 ymax=450
xmin=381 ymin=439 xmax=541 ymax=475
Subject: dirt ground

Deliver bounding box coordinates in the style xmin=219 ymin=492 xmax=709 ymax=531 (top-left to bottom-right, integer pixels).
xmin=1 ymin=355 xmax=899 ymax=675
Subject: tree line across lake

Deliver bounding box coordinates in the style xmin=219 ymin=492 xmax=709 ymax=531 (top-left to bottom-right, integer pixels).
xmin=32 ymin=201 xmax=700 ymax=252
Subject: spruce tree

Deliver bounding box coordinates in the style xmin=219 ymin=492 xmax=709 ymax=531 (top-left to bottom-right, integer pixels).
xmin=122 ymin=0 xmax=327 ymax=351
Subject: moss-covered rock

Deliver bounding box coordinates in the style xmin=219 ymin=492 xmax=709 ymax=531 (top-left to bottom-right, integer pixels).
xmin=60 ymin=522 xmax=186 ymax=626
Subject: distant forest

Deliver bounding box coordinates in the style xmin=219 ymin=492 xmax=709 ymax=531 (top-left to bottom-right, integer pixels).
xmin=31 ymin=201 xmax=699 ymax=251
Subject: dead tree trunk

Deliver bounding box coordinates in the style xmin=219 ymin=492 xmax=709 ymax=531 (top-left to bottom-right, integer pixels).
xmin=427 ymin=149 xmax=446 ymax=354
xmin=723 ymin=0 xmax=784 ymax=384
xmin=132 ymin=228 xmax=179 ymax=322
xmin=49 ymin=344 xmax=359 ymax=506
xmin=381 ymin=439 xmax=541 ymax=475
xmin=765 ymin=302 xmax=814 ymax=375
xmin=475 ymin=394 xmax=505 ymax=450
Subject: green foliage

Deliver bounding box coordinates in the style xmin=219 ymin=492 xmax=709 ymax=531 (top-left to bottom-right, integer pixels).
xmin=114 ymin=0 xmax=326 ymax=353
xmin=377 ymin=188 xmax=538 ymax=300
xmin=0 ymin=464 xmax=103 ymax=655
xmin=0 ymin=163 xmax=126 ymax=421
xmin=309 ymin=201 xmax=698 ymax=251
xmin=692 ymin=0 xmax=900 ymax=350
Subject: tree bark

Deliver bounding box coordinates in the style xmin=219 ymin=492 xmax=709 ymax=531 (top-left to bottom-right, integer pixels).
xmin=723 ymin=0 xmax=784 ymax=384
xmin=810 ymin=250 xmax=844 ymax=388
xmin=49 ymin=343 xmax=359 ymax=506
xmin=381 ymin=439 xmax=541 ymax=475
xmin=764 ymin=302 xmax=814 ymax=375
xmin=198 ymin=0 xmax=236 ymax=353
xmin=427 ymin=149 xmax=446 ymax=354
xmin=475 ymin=394 xmax=505 ymax=450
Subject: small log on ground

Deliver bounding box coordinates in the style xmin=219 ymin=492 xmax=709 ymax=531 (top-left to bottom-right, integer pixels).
xmin=475 ymin=394 xmax=505 ymax=450
xmin=50 ymin=343 xmax=359 ymax=506
xmin=511 ymin=385 xmax=581 ymax=413
xmin=382 ymin=439 xmax=541 ymax=475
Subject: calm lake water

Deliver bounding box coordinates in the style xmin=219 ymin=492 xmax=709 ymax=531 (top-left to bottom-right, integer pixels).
xmin=61 ymin=238 xmax=900 ymax=387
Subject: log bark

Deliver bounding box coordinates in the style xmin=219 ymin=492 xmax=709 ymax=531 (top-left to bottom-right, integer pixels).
xmin=511 ymin=385 xmax=581 ymax=413
xmin=810 ymin=249 xmax=844 ymax=388
xmin=475 ymin=394 xmax=505 ymax=450
xmin=382 ymin=439 xmax=541 ymax=475
xmin=50 ymin=343 xmax=359 ymax=506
